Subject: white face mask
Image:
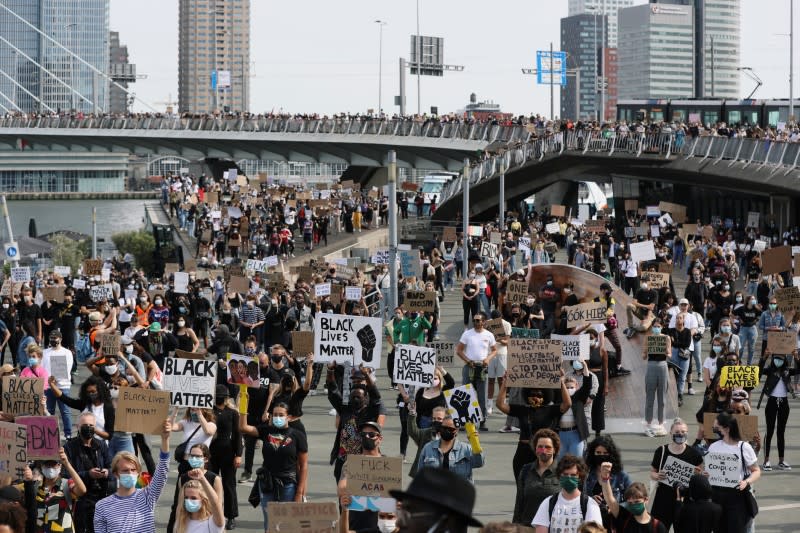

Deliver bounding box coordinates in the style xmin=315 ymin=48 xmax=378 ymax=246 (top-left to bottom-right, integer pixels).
xmin=104 ymin=365 xmax=118 ymax=375
xmin=42 ymin=466 xmax=61 ymax=480
xmin=177 ymin=320 xmax=185 ymax=327
xmin=566 ymin=387 xmax=577 ymax=396
xmin=124 ymin=345 xmax=134 ymax=354
xmin=378 ymin=519 xmax=396 ymax=533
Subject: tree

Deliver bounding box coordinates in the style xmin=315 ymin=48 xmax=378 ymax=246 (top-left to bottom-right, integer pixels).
xmin=112 ymin=230 xmax=156 ymax=275
xmin=48 ymin=234 xmax=86 ymax=273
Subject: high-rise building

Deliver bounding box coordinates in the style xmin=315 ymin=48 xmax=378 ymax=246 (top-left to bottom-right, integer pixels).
xmin=0 ymin=0 xmax=110 ymax=113
xmin=109 ymin=31 xmax=137 ymax=114
xmin=568 ymin=0 xmax=635 ymax=48
xmin=617 ymin=3 xmax=695 ymax=100
xmin=560 ymin=14 xmax=608 ymax=120
xmin=179 ymin=0 xmax=250 ymax=114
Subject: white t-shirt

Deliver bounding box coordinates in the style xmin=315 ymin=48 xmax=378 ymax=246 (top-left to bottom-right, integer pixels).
xmin=458 ymin=328 xmax=496 ymax=362
xmin=185 ymin=518 xmax=224 ymax=533
xmin=707 ymin=440 xmax=757 ymax=481
xmin=668 ymin=309 xmax=698 ymax=329
xmin=532 ymin=493 xmax=602 ymax=532
xmin=495 ymin=319 xmax=512 ymax=357
xmin=703 ymin=355 xmax=718 ymax=379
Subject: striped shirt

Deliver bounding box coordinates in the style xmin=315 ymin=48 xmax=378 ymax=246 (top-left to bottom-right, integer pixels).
xmin=239 ymin=304 xmax=265 ymax=326
xmin=93 ymin=451 xmax=169 ymax=533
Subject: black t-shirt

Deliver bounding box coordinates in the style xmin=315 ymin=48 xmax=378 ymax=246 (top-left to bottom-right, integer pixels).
xmin=256 ymin=425 xmax=308 ymax=481
xmin=635 ymin=288 xmax=657 ymax=308
xmin=538 ymin=285 xmax=561 ymax=313
xmin=613 ymin=507 xmax=667 ymax=533
xmin=734 ymin=305 xmax=761 ymax=328
xmin=509 ymin=403 xmax=562 ymax=440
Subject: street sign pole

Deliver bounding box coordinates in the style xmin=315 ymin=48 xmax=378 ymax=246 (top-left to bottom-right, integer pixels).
xmin=0 ymin=196 xmax=17 ymax=263
xmin=388 ymin=150 xmax=398 ymax=313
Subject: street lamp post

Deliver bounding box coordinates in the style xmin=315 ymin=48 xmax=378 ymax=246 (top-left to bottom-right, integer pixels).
xmin=416 ymin=0 xmax=421 ymax=115
xmin=375 ymin=20 xmax=387 ymax=116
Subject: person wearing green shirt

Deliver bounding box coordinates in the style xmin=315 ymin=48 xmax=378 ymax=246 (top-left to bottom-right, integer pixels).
xmin=393 ymin=309 xmax=432 ymax=346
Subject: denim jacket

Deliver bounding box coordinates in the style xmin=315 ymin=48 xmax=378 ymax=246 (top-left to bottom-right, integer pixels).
xmin=417 ymin=439 xmax=484 ymax=482
xmin=583 ymin=468 xmax=632 ymax=507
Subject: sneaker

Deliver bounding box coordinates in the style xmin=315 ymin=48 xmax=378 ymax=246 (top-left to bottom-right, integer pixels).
xmin=778 ymin=461 xmax=792 ymax=471
xmin=308 ymin=389 xmax=318 ymax=396
xmin=762 ymin=461 xmax=772 ymax=471
xmin=238 ymin=472 xmax=252 ymax=483
xmin=644 ymin=426 xmax=655 ymax=437
xmin=687 ymin=387 xmax=696 ymax=395
xmin=479 ymin=424 xmax=488 ymax=432
xmin=328 ymin=408 xmax=337 ymax=416
xmin=616 ymin=367 xmax=631 ymax=376
xmin=486 ymin=406 xmax=493 ymax=416
xmin=498 ymin=426 xmax=514 ymax=433
xmin=625 ymin=329 xmax=636 ymax=339
xmin=652 ymin=424 xmax=668 ymax=437
xmin=226 ymin=518 xmax=236 ymax=530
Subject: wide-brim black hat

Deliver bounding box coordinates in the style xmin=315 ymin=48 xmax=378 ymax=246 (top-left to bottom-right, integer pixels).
xmin=389 ymin=467 xmax=482 ymax=527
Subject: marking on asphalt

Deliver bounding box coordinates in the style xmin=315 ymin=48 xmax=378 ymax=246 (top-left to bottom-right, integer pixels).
xmin=759 ymin=503 xmax=800 ymax=511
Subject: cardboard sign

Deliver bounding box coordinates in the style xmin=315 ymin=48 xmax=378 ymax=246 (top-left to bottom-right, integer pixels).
xmin=15 ymin=416 xmax=59 ymax=460
xmin=114 ymin=388 xmax=171 ymax=435
xmin=562 ymin=301 xmax=608 ymax=328
xmin=705 ymin=452 xmax=744 ymax=488
xmin=506 ymin=280 xmax=529 ymax=304
xmin=291 ymin=331 xmax=315 ymax=355
xmin=226 ymin=354 xmax=261 ymax=386
xmin=658 ymin=201 xmax=687 ymax=223
xmin=630 ymin=240 xmax=656 ymax=263
xmin=42 ymin=286 xmax=66 ymax=303
xmin=426 ymin=341 xmax=454 ymax=366
xmin=228 ymin=275 xmax=251 ymax=294
xmin=175 ymin=349 xmax=206 ymax=360
xmin=162 ymin=357 xmax=217 ymax=408
xmin=345 ymin=287 xmax=362 ymax=301
xmin=485 ymin=318 xmax=508 ymax=339
xmin=545 ymin=222 xmax=560 ymax=234
xmin=761 ymin=245 xmax=793 ymax=275
xmin=719 ymin=365 xmax=760 ymax=388
xmin=404 ymin=290 xmax=436 ymax=313
xmin=551 ymin=205 xmax=566 ymax=217
xmin=550 ymin=334 xmax=590 ymax=361
xmin=343 ymin=455 xmax=402 ymax=497
xmin=468 ymin=225 xmax=483 ymax=238
xmin=442 ymin=227 xmax=457 ymax=242
xmin=267 ymin=501 xmax=339 ymax=532
xmin=83 ymin=259 xmax=103 ymax=276
xmin=584 ymin=220 xmax=606 ymax=234
xmin=99 ymin=333 xmax=121 ymax=356
xmin=489 ymin=231 xmax=502 ymax=245
xmin=507 ymin=339 xmax=563 ymax=388
xmin=0 ymin=421 xmax=27 ymax=480
xmin=766 ymin=331 xmax=796 ymax=355
xmin=480 ymin=242 xmax=498 ymax=259
xmin=401 ymin=181 xmax=419 ymax=191
xmin=647 ymin=335 xmax=668 ymax=355
xmin=660 ymin=456 xmax=697 ymax=488
xmin=774 ymin=286 xmax=800 ymax=313
xmin=443 ymin=384 xmax=483 ymax=427
xmin=703 ymin=413 xmax=758 ymax=442
xmin=2 ymin=376 xmax=44 ymax=415
xmin=641 ymin=271 xmax=670 ymax=290
xmin=625 ymin=199 xmax=638 ymax=211
xmin=53 ymin=265 xmax=71 ymax=277
xmin=747 ymin=211 xmax=760 ymax=228
xmin=393 ymin=344 xmax=436 ymax=387
xmin=10 ymin=267 xmax=30 ymax=283
xmin=313 ymin=314 xmax=383 ymax=367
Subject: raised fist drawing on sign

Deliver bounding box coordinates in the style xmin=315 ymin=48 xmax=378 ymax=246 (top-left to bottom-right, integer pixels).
xmin=449 ymin=388 xmax=472 ymax=422
xmin=357 ymin=325 xmax=377 ymax=363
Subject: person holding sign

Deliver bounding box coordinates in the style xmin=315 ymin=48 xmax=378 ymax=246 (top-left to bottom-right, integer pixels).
xmin=417 ymin=414 xmax=484 ymax=482
xmin=23 ymin=447 xmax=87 ymax=533
xmin=42 ymin=330 xmax=74 ymax=440
xmin=455 ymin=313 xmax=497 ymax=431
xmin=757 ymin=297 xmax=785 ymax=373
xmin=597 ymin=464 xmax=665 ymax=533
xmin=758 ymin=351 xmax=798 ymax=472
xmin=707 ymin=412 xmax=761 ymax=533
xmin=174 ymin=473 xmax=225 ymax=533
xmin=642 ymin=319 xmax=671 ymax=437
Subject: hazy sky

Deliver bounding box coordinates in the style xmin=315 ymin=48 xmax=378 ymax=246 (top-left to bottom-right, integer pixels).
xmin=111 ymin=0 xmax=792 ymax=116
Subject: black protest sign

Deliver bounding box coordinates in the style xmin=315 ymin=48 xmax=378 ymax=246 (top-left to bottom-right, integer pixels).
xmin=162 ymin=358 xmax=217 ymax=408
xmin=2 ymin=376 xmax=44 ymax=415
xmin=507 ymin=339 xmax=563 ymax=388
xmin=562 ymin=301 xmax=607 ymax=328
xmin=404 ymin=290 xmax=436 ymax=313
xmin=392 ymin=344 xmax=436 ymax=387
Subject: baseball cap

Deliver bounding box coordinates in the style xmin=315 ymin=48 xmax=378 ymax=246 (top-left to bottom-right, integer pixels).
xmin=679 ymin=298 xmax=690 ymax=305
xmin=0 ymin=485 xmax=22 ymax=504
xmin=359 ymin=421 xmax=382 ymax=435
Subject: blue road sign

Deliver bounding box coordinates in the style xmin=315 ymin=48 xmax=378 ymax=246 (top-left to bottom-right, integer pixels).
xmin=536 ymin=51 xmax=567 ymax=86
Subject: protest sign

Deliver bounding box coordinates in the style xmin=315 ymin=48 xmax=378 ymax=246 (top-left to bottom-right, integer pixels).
xmin=83 ymin=259 xmax=103 ymax=276
xmin=404 ymin=290 xmax=436 ymax=313
xmin=551 ymin=205 xmax=566 ymax=217
xmin=485 ymin=318 xmax=508 ymax=339
xmin=42 ymin=286 xmax=66 ymax=303
xmin=624 ymin=227 xmax=636 ymax=238
xmin=15 ymin=416 xmax=59 ymax=460
xmin=624 ymin=199 xmax=638 ymax=212
xmin=10 ymin=267 xmax=30 ymax=283
xmin=584 ymin=220 xmax=606 ymax=234
xmin=184 ymin=258 xmax=198 ymax=272
xmin=345 ymin=287 xmax=362 ymax=301
xmin=163 ymin=357 xmax=217 ymax=408
xmin=115 ymin=388 xmax=171 ymax=435
xmin=767 ymin=331 xmax=796 ymax=354
xmin=227 ymin=354 xmax=261 ymax=386
xmin=719 ymin=365 xmax=760 ymax=388
xmin=545 ymin=222 xmax=560 ymax=234
xmin=89 ymin=284 xmax=113 ymax=302
xmin=0 ymin=422 xmax=27 ymax=480
xmin=562 ymin=301 xmax=608 ymax=328
xmin=267 ymin=501 xmax=339 ymax=532
xmin=507 ymin=339 xmax=563 ymax=388
xmin=490 ymin=231 xmax=502 ymax=245
xmin=49 ymin=355 xmax=70 ymax=384
xmin=646 ymin=205 xmax=661 ymax=217
xmin=550 ymin=334 xmax=590 ymax=361
xmin=315 ymin=283 xmax=331 ymax=298
xmin=53 ymin=265 xmax=71 ymax=277
xmin=398 ymin=250 xmax=421 ymax=278
xmin=747 ymin=211 xmax=760 ymax=228
xmin=658 ymin=201 xmax=687 ymax=223
xmin=506 ymin=280 xmax=529 ymax=304
xmin=371 ymin=249 xmax=390 ymax=264
xmin=246 ymin=259 xmax=269 ymax=272
xmin=705 ymin=452 xmax=743 ymax=488
xmin=641 ymin=271 xmax=670 ymax=290
xmin=164 ymin=263 xmax=180 ymax=275
xmin=660 ymin=456 xmax=696 ymax=488
xmin=480 ymin=242 xmax=498 ymax=259
xmin=761 ymin=245 xmax=792 ymax=275
xmin=392 ymin=345 xmax=436 ymax=387
xmin=444 ymin=384 xmax=483 ymax=427
xmin=650 ymin=225 xmax=661 ymax=237
xmin=2 ymin=376 xmax=44 ymax=415
xmin=753 ymin=240 xmax=768 ymax=252
xmin=292 ymin=331 xmax=315 ymax=355
xmin=468 ymin=225 xmax=483 ymax=237
xmin=442 ymin=227 xmax=457 ymax=242
xmin=173 ymin=272 xmax=189 ymax=294
xmin=511 ymin=327 xmax=540 ymax=339
xmin=518 ymin=237 xmax=531 ymax=252
xmin=630 ymin=240 xmax=656 ymax=263
xmin=313 ymin=314 xmax=382 ymax=367
xmin=343 ymin=455 xmax=402 ymax=497
xmin=426 ymin=341 xmax=455 ymax=366
xmin=99 ymin=333 xmax=121 ymax=356
xmin=228 ymin=275 xmax=251 ymax=294
xmin=70 ymin=279 xmax=86 ymax=290
xmin=647 ymin=335 xmax=668 ymax=355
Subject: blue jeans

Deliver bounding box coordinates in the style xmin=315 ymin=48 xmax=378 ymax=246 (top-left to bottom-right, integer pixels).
xmin=692 ymin=341 xmax=703 ymax=379
xmin=444 ymin=268 xmax=455 ymax=289
xmin=260 ymin=481 xmax=297 ymax=531
xmin=671 ymin=349 xmax=690 ymax=395
xmin=478 ymin=291 xmax=490 ymax=316
xmin=558 ymin=428 xmax=584 ymax=460
xmin=45 ymin=389 xmax=72 ymax=438
xmin=109 ymin=433 xmax=134 ymax=456
xmin=739 ymin=326 xmax=758 ymax=365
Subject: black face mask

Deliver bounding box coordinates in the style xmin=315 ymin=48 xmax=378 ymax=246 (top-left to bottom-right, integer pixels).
xmin=87 ymin=392 xmax=99 ymax=402
xmin=362 ymin=437 xmax=377 ymax=451
xmin=79 ymin=425 xmax=95 ymax=440
xmin=350 ymin=396 xmax=365 ymax=410
xmin=439 ymin=429 xmax=456 ymax=441
xmin=271 ymin=356 xmax=283 ymax=364
xmin=431 ymin=421 xmax=443 ymax=433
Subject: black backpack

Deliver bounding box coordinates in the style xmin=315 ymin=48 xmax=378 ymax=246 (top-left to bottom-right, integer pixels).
xmin=548 ymin=492 xmax=589 ymax=523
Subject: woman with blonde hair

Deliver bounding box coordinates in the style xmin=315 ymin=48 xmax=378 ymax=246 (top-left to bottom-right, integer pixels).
xmin=174 ymin=472 xmax=224 ymax=533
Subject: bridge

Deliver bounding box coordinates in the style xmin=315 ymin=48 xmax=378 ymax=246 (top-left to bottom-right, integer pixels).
xmin=432 ymin=132 xmax=800 ymax=225
xmin=0 ymin=115 xmax=528 ymax=171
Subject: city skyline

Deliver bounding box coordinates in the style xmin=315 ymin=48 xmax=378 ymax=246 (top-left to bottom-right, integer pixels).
xmin=110 ymin=0 xmax=792 ymax=117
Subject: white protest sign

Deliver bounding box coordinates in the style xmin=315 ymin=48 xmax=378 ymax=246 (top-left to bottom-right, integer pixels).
xmin=753 ymin=240 xmax=768 ymax=252
xmin=265 ymin=255 xmax=279 ymax=268
xmin=53 ymin=266 xmax=71 ymax=277
xmin=313 ymin=313 xmax=383 ymax=367
xmin=162 ymin=357 xmax=217 ymax=408
xmin=315 ymin=283 xmax=331 ymax=297
xmin=518 ymin=237 xmax=531 ymax=252
xmin=72 ymin=279 xmax=86 ymax=289
xmin=372 ymin=248 xmax=390 ymax=264
xmin=660 ymin=456 xmax=696 ymax=488
xmin=480 ymin=242 xmax=498 ymax=259
xmin=646 ymin=205 xmax=661 ymax=217
xmin=392 ymin=344 xmax=436 ymax=387
xmin=426 ymin=341 xmax=455 ymax=366
xmin=10 ymin=267 xmax=30 ymax=283
xmin=89 ymin=284 xmax=114 ymax=302
xmin=444 ymin=384 xmax=483 ymax=428
xmin=49 ymin=355 xmax=70 ymax=384
xmin=100 ymin=268 xmax=111 ymax=282
xmin=658 ymin=213 xmax=673 ymax=228
xmin=629 ymin=240 xmax=656 ymax=263
xmin=550 ymin=334 xmax=590 ymax=361
xmin=173 ymin=272 xmax=189 ymax=294
xmin=345 ymin=287 xmax=362 ymax=301
xmin=705 ymin=452 xmax=742 ymax=488
xmin=545 ymin=222 xmax=560 ymax=234
xmin=246 ymin=259 xmax=267 ymax=272
xmin=747 ymin=212 xmax=760 ymax=228
xmin=650 ymin=225 xmax=661 ymax=238
xmin=578 ymin=204 xmax=590 ymax=222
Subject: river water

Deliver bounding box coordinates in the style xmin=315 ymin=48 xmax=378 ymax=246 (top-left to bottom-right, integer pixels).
xmin=3 ymin=199 xmax=152 ymax=242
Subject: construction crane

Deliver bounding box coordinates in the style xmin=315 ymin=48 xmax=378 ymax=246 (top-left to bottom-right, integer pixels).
xmin=154 ymin=94 xmax=178 ymax=114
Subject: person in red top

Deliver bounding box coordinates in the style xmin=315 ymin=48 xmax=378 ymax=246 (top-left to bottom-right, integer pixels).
xmin=280 ymin=226 xmax=293 ymax=258
xmin=269 ymin=230 xmax=281 ymax=256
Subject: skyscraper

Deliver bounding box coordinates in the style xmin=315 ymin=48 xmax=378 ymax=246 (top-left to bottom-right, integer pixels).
xmin=0 ymin=0 xmax=110 ymax=113
xmin=568 ymin=0 xmax=635 ymax=48
xmin=560 ymin=14 xmax=607 ymax=120
xmin=178 ymin=0 xmax=250 ymax=114
xmin=109 ymin=31 xmax=137 ymax=114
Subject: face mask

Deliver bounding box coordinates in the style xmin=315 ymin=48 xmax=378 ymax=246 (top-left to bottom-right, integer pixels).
xmin=362 ymin=436 xmax=377 ymax=450
xmin=29 ymin=358 xmax=39 ymax=367
xmin=154 ymin=299 xmax=162 ymax=306
xmin=640 ymin=283 xmax=648 ymax=290
xmin=49 ymin=339 xmax=59 ymax=347
xmin=271 ymin=355 xmax=284 ymax=364
xmin=559 ymin=476 xmax=580 ymax=493
xmin=770 ymin=304 xmax=778 ymax=311
xmin=118 ymin=473 xmax=138 ymax=489
xmin=546 ymin=280 xmax=553 ymax=286
xmin=712 ymin=345 xmax=722 ymax=354
xmin=87 ymin=391 xmax=99 ymax=402
xmin=125 ymin=345 xmax=134 ymax=354
xmin=188 ymin=456 xmax=205 ymax=469
xmin=651 ymin=327 xmax=662 ymax=335
xmin=245 ymin=347 xmax=256 ymax=356
xmin=247 ymin=301 xmax=255 ymax=308
xmin=713 ymin=428 xmax=724 ymax=439
xmin=672 ymin=434 xmax=687 ymax=445
xmin=627 ymin=502 xmax=646 ymax=516
xmin=439 ymin=429 xmax=456 ymax=441
xmin=749 ymin=299 xmax=757 ymax=306
xmin=177 ymin=320 xmax=185 ymax=327
xmin=104 ymin=365 xmax=118 ymax=375
xmin=350 ymin=396 xmax=365 ymax=410
xmin=42 ymin=466 xmax=61 ymax=480
xmin=723 ymin=285 xmax=730 ymax=291
xmin=272 ymin=416 xmax=287 ymax=428
xmin=378 ymin=518 xmax=396 ymax=533
xmin=526 ymin=298 xmax=535 ymax=305
xmin=139 ymin=297 xmax=148 ymax=303
xmin=566 ymin=387 xmax=576 ymax=396
xmin=721 ymin=326 xmax=731 ymax=334
xmin=774 ymin=358 xmax=785 ymax=368
xmin=431 ymin=421 xmax=443 ymax=434
xmin=178 ymin=307 xmax=187 ymax=314
xmin=184 ymin=499 xmax=202 ymax=513
xmin=736 ymin=296 xmax=742 ymax=303
xmin=190 ymin=413 xmax=200 ymax=423
xmin=572 ymin=360 xmax=584 ymax=371
xmin=79 ymin=425 xmax=95 ymax=440
xmin=23 ymin=296 xmax=31 ymax=303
